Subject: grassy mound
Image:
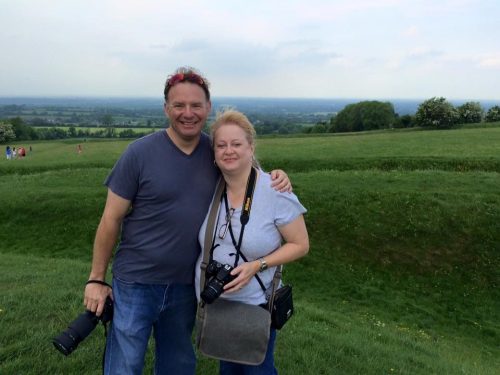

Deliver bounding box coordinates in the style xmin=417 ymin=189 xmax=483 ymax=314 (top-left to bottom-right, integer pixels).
xmin=1 ymin=127 xmax=498 ymax=374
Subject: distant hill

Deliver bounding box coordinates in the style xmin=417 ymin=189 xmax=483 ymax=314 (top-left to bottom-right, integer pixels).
xmin=1 ymin=96 xmax=499 ymax=116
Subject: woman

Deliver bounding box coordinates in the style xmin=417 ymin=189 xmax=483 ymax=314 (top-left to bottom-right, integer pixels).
xmin=196 ymin=110 xmax=309 ymax=374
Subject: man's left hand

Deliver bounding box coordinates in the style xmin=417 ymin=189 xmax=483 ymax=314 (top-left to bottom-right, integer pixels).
xmin=270 ymin=169 xmax=292 ymax=193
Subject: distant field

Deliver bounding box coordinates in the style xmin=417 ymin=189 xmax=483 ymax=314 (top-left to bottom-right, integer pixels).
xmin=4 ymin=127 xmax=500 ymax=175
xmin=35 ymin=126 xmax=162 ymax=134
xmin=1 ymin=127 xmax=499 ymax=374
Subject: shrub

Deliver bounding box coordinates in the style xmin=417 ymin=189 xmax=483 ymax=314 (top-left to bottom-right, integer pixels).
xmin=457 ymin=101 xmax=483 ymax=124
xmin=484 ymin=105 xmax=500 ymax=122
xmin=415 ymin=97 xmax=459 ymax=129
xmin=0 ymin=122 xmax=16 ymax=142
xmin=394 ymin=114 xmax=415 ymax=128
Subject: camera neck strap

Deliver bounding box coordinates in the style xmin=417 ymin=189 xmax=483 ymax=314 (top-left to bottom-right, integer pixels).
xmin=225 ymin=167 xmax=257 ymax=267
xmin=225 ymin=169 xmax=282 ymax=298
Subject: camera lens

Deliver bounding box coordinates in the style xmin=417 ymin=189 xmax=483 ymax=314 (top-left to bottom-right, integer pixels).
xmin=52 ymin=311 xmax=99 ymax=356
xmin=200 ymin=282 xmax=224 ymax=304
xmin=201 ymin=263 xmax=236 ymax=304
xmin=52 ymin=329 xmax=78 ymax=356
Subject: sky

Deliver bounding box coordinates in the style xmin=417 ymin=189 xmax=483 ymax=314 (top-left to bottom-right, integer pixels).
xmin=1 ymin=0 xmax=499 ymax=100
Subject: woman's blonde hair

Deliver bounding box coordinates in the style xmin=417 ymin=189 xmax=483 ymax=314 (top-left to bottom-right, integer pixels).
xmin=210 ymin=109 xmax=260 ymax=168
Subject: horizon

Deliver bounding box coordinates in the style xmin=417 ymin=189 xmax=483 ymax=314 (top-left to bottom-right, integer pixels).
xmin=1 ymin=95 xmax=500 ymax=103
xmin=2 ymin=96 xmax=499 ymax=118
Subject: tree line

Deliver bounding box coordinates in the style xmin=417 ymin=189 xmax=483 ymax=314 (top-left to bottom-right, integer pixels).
xmin=2 ymin=97 xmax=500 ymax=143
xmin=305 ymin=98 xmax=500 ymax=134
xmin=0 ymin=117 xmax=154 ymax=143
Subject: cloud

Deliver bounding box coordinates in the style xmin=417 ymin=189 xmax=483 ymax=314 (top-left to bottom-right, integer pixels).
xmin=149 ymin=44 xmax=171 ymax=50
xmin=273 ymin=40 xmax=342 ymax=65
xmin=408 ymin=47 xmax=444 ymax=60
xmin=403 ymin=26 xmax=420 ymax=38
xmin=478 ymin=55 xmax=500 ymax=69
xmin=288 ymin=0 xmax=402 ymax=22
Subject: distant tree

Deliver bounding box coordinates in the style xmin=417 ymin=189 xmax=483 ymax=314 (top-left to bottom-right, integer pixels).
xmin=9 ymin=116 xmax=38 ymax=140
xmin=105 ymin=127 xmax=116 ymax=138
xmin=101 ymin=114 xmax=114 ymax=127
xmin=278 ymin=126 xmax=289 ymax=135
xmin=68 ymin=126 xmax=77 ymax=138
xmin=415 ymin=97 xmax=458 ymax=129
xmin=457 ymin=102 xmax=483 ymax=124
xmin=119 ymin=129 xmax=139 ymax=138
xmin=484 ymin=105 xmax=500 ymax=122
xmin=329 ymin=101 xmax=396 ymax=132
xmin=77 ymin=128 xmax=91 ymax=138
xmin=36 ymin=127 xmax=68 ymax=140
xmin=327 ymin=115 xmax=336 ymax=133
xmin=330 ymin=104 xmax=361 ymax=132
xmin=30 ymin=117 xmax=52 ymax=126
xmin=309 ymin=121 xmax=328 ymax=133
xmin=50 ymin=127 xmax=68 ymax=139
xmin=0 ymin=122 xmax=16 ymax=142
xmin=394 ymin=114 xmax=415 ymax=128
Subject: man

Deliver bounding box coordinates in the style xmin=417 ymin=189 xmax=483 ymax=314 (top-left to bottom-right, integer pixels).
xmin=84 ymin=67 xmax=290 ymax=375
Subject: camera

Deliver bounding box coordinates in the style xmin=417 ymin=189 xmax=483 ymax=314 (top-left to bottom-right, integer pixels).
xmin=53 ymin=297 xmax=113 ymax=356
xmin=200 ymin=261 xmax=236 ymax=304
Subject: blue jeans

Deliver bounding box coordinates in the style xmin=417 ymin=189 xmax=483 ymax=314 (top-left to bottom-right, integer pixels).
xmin=219 ymin=329 xmax=278 ymax=375
xmin=104 ymin=277 xmax=197 ymax=375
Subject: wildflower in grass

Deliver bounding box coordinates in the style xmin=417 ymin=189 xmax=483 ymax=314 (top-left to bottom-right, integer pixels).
xmin=397 ymin=325 xmax=410 ymax=332
xmin=418 ymin=329 xmax=431 ymax=340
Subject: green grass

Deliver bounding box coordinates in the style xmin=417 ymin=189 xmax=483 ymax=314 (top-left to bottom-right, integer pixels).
xmin=258 ymin=127 xmax=500 ymax=172
xmin=1 ymin=127 xmax=499 ymax=374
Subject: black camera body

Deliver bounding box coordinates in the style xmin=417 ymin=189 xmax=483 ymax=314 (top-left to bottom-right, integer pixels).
xmin=200 ymin=261 xmax=236 ymax=304
xmin=53 ymin=297 xmax=113 ymax=356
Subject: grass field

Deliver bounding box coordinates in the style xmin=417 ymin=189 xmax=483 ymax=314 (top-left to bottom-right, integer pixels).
xmin=1 ymin=127 xmax=499 ymax=374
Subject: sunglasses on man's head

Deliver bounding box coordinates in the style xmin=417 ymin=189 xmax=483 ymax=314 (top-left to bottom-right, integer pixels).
xmin=167 ymin=73 xmax=206 ymax=88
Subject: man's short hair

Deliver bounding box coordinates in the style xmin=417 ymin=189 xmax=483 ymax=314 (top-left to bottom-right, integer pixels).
xmin=164 ymin=67 xmax=211 ymax=102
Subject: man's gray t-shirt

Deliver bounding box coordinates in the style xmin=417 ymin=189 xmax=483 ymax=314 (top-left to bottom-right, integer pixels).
xmin=105 ymin=130 xmax=219 ymax=284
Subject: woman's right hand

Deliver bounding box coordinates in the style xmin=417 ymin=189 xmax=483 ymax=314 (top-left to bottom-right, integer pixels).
xmin=223 ymin=260 xmax=260 ymax=293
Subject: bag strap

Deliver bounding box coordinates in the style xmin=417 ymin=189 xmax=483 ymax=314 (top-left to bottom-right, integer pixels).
xmin=266 ymin=265 xmax=283 ymax=311
xmin=200 ymin=177 xmax=226 ymax=292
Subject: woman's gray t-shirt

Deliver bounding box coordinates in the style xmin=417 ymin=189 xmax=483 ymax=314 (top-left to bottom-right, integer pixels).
xmin=195 ymin=171 xmax=306 ymax=305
